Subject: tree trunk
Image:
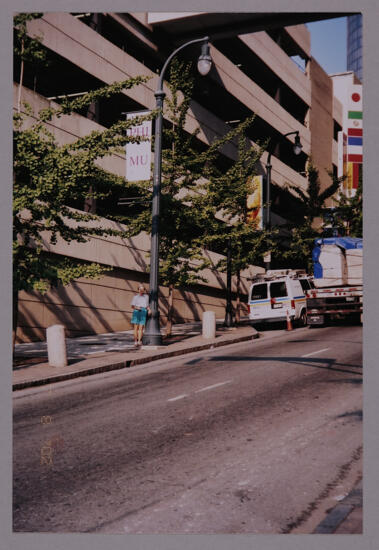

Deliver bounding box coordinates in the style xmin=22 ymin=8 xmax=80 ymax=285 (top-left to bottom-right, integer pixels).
xmin=235 ymin=270 xmax=241 ymax=325
xmin=166 ymin=284 xmax=174 ymax=338
xmin=17 ymin=40 xmax=24 ymax=113
xmin=13 ymin=287 xmax=19 ymax=352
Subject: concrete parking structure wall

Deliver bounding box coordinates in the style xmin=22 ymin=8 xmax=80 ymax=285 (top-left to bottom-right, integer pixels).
xmin=16 ymin=210 xmax=263 ymax=342
xmin=17 ymin=259 xmax=260 ymax=343
xmin=309 ymin=58 xmax=335 ymax=200
xmin=14 ymin=12 xmax=342 ymax=342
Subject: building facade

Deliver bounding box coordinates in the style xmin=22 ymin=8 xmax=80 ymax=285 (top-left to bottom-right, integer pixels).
xmin=14 ymin=12 xmax=344 ymax=342
xmin=331 ymin=71 xmax=363 ymax=197
xmin=347 ymin=14 xmax=363 ymax=82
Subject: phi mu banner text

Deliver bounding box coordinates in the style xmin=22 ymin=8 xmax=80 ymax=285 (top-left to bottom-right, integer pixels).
xmin=125 ymin=111 xmax=152 ymax=182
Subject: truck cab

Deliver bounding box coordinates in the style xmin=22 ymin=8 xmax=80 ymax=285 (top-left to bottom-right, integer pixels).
xmin=248 ymin=269 xmax=313 ymax=327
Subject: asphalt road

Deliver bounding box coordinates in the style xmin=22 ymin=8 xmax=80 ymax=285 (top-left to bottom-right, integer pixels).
xmin=13 ymin=324 xmax=362 ymax=534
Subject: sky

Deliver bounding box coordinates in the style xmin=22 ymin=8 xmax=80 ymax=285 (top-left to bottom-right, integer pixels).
xmin=306 ymin=16 xmax=347 ymax=75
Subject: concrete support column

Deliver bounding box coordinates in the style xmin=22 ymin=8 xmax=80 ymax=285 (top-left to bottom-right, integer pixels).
xmin=202 ymin=311 xmax=216 ymax=339
xmin=46 ymin=325 xmax=68 ymax=368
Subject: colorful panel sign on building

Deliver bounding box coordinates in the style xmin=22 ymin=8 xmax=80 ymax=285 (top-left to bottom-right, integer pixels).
xmin=346 ymin=85 xmax=362 ymax=194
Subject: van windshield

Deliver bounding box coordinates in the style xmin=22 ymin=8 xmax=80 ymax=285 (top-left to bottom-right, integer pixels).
xmin=270 ymin=281 xmax=288 ymax=298
xmin=251 ymin=284 xmax=267 ymax=300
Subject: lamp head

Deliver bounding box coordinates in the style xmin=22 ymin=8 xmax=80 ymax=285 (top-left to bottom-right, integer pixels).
xmin=293 ymin=132 xmax=303 ymax=155
xmin=197 ymin=41 xmax=212 ymax=76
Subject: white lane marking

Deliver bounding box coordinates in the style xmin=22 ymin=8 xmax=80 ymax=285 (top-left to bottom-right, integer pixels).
xmin=168 ymin=380 xmax=232 ymax=402
xmin=167 ymin=394 xmax=188 ymax=402
xmin=301 ymin=348 xmax=330 ymax=358
xmin=195 ymin=380 xmax=232 ymax=393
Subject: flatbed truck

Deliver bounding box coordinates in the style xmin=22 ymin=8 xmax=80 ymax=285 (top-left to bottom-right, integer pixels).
xmin=305 ymin=237 xmax=362 ymax=326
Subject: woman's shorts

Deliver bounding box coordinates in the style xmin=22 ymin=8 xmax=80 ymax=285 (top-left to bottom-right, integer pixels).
xmin=131 ymin=307 xmax=148 ymax=325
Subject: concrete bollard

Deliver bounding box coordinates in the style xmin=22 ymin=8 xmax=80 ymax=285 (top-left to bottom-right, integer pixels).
xmin=202 ymin=311 xmax=216 ymax=339
xmin=46 ymin=325 xmax=68 ymax=368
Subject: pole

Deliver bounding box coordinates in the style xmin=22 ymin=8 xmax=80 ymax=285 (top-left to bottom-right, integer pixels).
xmin=265 ymin=152 xmax=272 ymax=271
xmin=143 ymin=36 xmax=211 ymax=346
xmin=143 ymin=91 xmax=164 ymax=345
xmin=264 ymin=130 xmax=300 ymax=272
xmin=224 ymin=237 xmax=234 ymax=327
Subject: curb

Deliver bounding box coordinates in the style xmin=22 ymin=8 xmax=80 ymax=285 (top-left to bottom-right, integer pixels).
xmin=13 ymin=332 xmax=258 ymax=391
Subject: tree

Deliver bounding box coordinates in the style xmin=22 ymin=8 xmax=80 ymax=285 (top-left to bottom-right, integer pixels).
xmin=14 ymin=13 xmax=48 ymax=113
xmin=195 ymin=118 xmax=272 ymax=323
xmin=282 ymin=159 xmax=343 ymax=271
xmin=13 ymin=22 xmax=154 ymax=345
xmin=118 ymin=59 xmax=246 ymax=336
xmin=332 ymin=171 xmax=362 ymax=237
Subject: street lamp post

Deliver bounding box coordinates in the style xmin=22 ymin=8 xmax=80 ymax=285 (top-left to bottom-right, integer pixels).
xmin=265 ymin=130 xmax=302 ymax=270
xmin=143 ymin=37 xmax=212 ymax=346
xmin=224 ymin=236 xmax=234 ymax=327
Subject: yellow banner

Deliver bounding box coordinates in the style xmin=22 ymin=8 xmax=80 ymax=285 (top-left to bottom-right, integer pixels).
xmin=347 ymin=163 xmax=353 ymax=192
xmin=246 ymin=175 xmax=263 ymax=229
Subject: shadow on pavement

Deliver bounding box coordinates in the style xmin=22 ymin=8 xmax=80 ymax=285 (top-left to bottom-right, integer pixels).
xmin=207 ymin=355 xmax=362 ymax=376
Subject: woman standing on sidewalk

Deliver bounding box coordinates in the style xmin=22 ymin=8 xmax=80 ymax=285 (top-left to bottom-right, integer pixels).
xmin=131 ymin=285 xmax=150 ymax=347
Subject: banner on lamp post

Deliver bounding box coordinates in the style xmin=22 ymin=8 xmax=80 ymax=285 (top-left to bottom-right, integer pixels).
xmin=246 ymin=175 xmax=263 ymax=229
xmin=263 ymin=251 xmax=271 ymax=264
xmin=125 ymin=111 xmax=152 ymax=182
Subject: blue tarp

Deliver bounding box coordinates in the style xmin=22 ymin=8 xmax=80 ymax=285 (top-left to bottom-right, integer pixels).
xmin=314 ymin=237 xmax=363 ymax=249
xmin=312 ymin=237 xmax=362 ymax=279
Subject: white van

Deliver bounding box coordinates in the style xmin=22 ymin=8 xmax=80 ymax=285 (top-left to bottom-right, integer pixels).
xmin=248 ymin=269 xmax=314 ymax=327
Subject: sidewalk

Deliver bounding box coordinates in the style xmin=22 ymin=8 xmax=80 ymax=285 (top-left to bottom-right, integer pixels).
xmin=13 ymin=319 xmax=258 ymax=391
xmin=313 ymin=478 xmax=363 ymax=534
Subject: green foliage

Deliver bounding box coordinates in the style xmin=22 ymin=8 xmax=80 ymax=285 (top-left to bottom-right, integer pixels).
xmin=282 ymin=159 xmax=343 ymax=270
xmin=195 ymin=118 xmax=271 ymax=275
xmin=14 ymin=13 xmax=49 ymax=114
xmin=14 ymin=246 xmax=111 ymax=294
xmin=159 ymin=244 xmax=209 ymax=288
xmin=120 ymin=58 xmax=236 ymax=290
xmin=120 ymin=59 xmax=271 ymax=292
xmin=14 ymin=13 xmax=47 ymax=68
xmin=13 ymin=72 xmax=154 ymax=294
xmin=282 ymin=224 xmax=319 ymax=272
xmin=332 ymin=172 xmax=362 ymax=237
xmin=38 ymin=78 xmax=149 ymax=123
xmin=285 ymin=159 xmax=341 ymax=224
